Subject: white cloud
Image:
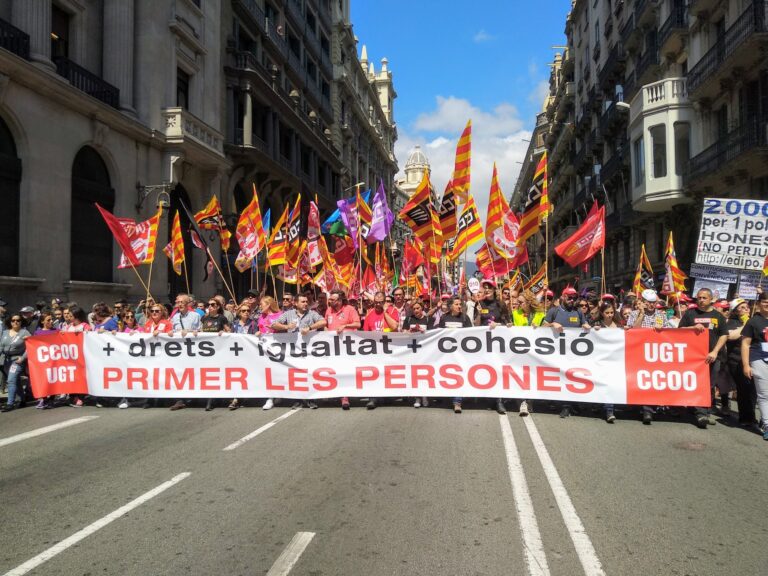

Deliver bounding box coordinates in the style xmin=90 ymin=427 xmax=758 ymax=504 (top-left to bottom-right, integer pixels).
xmin=396 ymin=96 xmax=532 ymax=231
xmin=473 ymin=29 xmax=493 ymax=43
xmin=528 ymin=79 xmax=550 ymax=108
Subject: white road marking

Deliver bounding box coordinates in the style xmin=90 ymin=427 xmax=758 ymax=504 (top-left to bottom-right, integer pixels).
xmin=523 ymin=417 xmax=606 ymax=576
xmin=499 ymin=415 xmax=550 ymax=576
xmin=0 ymin=416 xmax=100 ymax=449
xmin=222 ymin=408 xmax=301 ymax=451
xmin=265 ymin=532 xmax=316 ymax=576
xmin=2 ymin=472 xmax=191 ymax=576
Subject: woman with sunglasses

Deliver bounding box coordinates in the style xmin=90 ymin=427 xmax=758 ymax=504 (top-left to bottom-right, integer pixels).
xmin=200 ymin=299 xmax=230 ymax=411
xmin=225 ymin=304 xmax=258 ymax=410
xmin=121 ymin=310 xmax=141 ymax=333
xmin=257 ymin=296 xmax=282 ymax=410
xmin=0 ymin=313 xmax=31 ymax=412
xmin=143 ymin=305 xmax=173 ymax=335
xmin=61 ymin=306 xmax=90 ymax=407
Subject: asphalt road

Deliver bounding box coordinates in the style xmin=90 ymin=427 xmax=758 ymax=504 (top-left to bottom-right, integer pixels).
xmin=1 ymin=400 xmax=767 ymax=576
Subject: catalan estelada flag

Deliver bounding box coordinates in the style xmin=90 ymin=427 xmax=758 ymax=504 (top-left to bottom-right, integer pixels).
xmin=163 ymin=210 xmax=185 ymax=276
xmin=524 ymin=262 xmax=547 ymax=294
xmin=449 ymin=120 xmax=471 ymax=203
xmin=448 ymin=192 xmax=484 ymax=261
xmin=518 ymin=152 xmax=547 ymax=244
xmin=267 ymin=204 xmax=289 ymax=266
xmin=194 ymin=195 xmax=232 ymax=251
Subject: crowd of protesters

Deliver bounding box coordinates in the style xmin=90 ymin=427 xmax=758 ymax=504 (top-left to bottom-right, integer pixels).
xmin=1 ymin=282 xmax=767 ymax=440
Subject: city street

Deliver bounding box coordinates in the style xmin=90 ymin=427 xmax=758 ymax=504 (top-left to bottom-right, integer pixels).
xmin=1 ymin=401 xmax=767 ymax=576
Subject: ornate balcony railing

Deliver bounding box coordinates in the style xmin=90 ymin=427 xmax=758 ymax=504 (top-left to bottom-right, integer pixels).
xmin=658 ymin=4 xmax=688 ymax=50
xmin=163 ymin=107 xmax=224 ymax=156
xmin=598 ymin=42 xmax=627 ymax=88
xmin=233 ymin=0 xmax=266 ymax=34
xmin=688 ymin=2 xmax=768 ymax=94
xmin=688 ymin=117 xmax=768 ymax=182
xmin=0 ymin=17 xmax=29 ymax=60
xmin=54 ymin=57 xmax=119 ymax=108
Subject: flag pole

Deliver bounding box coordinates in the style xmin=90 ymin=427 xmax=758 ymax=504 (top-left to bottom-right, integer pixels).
xmin=206 ymin=246 xmax=239 ymax=305
xmin=125 ymin=260 xmax=152 ymax=299
xmin=182 ymin=257 xmax=190 ymax=295
xmin=145 ymin=257 xmax=155 ymax=302
xmin=600 ymin=248 xmax=606 ymax=296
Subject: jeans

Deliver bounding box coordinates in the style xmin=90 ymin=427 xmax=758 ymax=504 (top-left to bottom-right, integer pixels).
xmin=4 ymin=359 xmax=24 ymax=406
xmin=751 ymin=360 xmax=768 ymax=428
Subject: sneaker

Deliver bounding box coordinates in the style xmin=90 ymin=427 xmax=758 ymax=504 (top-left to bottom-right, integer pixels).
xmin=606 ymin=410 xmax=616 ymax=423
xmin=366 ymin=399 xmax=377 ymax=410
xmin=169 ymin=400 xmax=186 ymax=411
xmin=118 ymin=399 xmax=129 ymax=409
xmin=763 ymin=428 xmax=768 ymax=441
xmin=421 ymin=397 xmax=429 ymax=408
xmin=642 ymin=412 xmax=652 ymax=425
xmin=496 ymin=399 xmax=507 ymax=415
xmin=71 ymin=398 xmax=83 ymax=408
xmin=696 ymin=415 xmax=708 ymax=429
xmin=95 ymin=402 xmax=104 ymax=408
xmin=559 ymin=406 xmax=571 ymax=419
xmin=228 ymin=399 xmax=239 ymax=411
xmin=341 ymin=397 xmax=350 ymax=410
xmin=306 ymin=400 xmax=318 ymax=409
xmin=519 ymin=401 xmax=529 ymax=417
xmin=291 ymin=401 xmax=302 ymax=409
xmin=35 ymin=399 xmax=46 ymax=410
xmin=453 ymin=402 xmax=462 ymax=414
xmin=262 ymin=398 xmax=274 ymax=410
xmin=413 ymin=399 xmax=421 ymax=408
xmin=205 ymin=399 xmax=214 ymax=411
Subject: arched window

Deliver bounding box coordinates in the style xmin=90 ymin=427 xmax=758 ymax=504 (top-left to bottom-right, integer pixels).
xmin=0 ymin=116 xmax=21 ymax=276
xmin=167 ymin=184 xmax=195 ymax=300
xmin=71 ymin=146 xmax=114 ymax=282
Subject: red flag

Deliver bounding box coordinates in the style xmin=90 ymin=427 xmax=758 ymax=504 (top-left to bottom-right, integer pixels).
xmin=95 ymin=203 xmax=141 ymax=266
xmin=402 ymin=237 xmax=426 ymax=277
xmin=554 ymin=205 xmax=606 ymax=268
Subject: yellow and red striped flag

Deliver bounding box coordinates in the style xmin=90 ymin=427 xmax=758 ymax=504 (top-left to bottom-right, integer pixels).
xmin=448 ymin=192 xmax=484 ymax=261
xmin=536 ymin=151 xmax=550 ymax=223
xmin=632 ymin=244 xmax=655 ymax=295
xmin=662 ymin=231 xmax=687 ymax=293
xmin=285 ymin=194 xmax=302 ymax=268
xmin=518 ymin=152 xmax=548 ymax=244
xmin=399 ymin=170 xmax=441 ymax=263
xmin=267 ymin=204 xmax=289 ymax=266
xmin=163 ymin=210 xmax=185 ymax=276
xmin=763 ymin=253 xmax=768 ymax=276
xmin=194 ymin=195 xmax=232 ymax=251
xmin=439 ymin=183 xmax=458 ymax=240
xmin=449 ymin=120 xmax=471 ymax=203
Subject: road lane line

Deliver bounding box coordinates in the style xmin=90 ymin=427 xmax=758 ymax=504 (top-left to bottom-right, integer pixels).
xmin=0 ymin=416 xmax=100 ymax=449
xmin=2 ymin=472 xmax=191 ymax=576
xmin=222 ymin=409 xmax=301 ymax=451
xmin=499 ymin=415 xmax=550 ymax=576
xmin=522 ymin=417 xmax=606 ymax=576
xmin=266 ymin=532 xmax=316 ymax=576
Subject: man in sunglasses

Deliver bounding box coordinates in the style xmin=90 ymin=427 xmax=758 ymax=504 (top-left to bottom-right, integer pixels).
xmin=281 ymin=293 xmax=295 ymax=311
xmin=543 ymin=286 xmax=591 ymax=418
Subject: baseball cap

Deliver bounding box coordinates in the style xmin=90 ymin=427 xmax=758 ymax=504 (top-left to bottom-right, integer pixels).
xmin=20 ymin=306 xmax=35 ymax=314
xmin=601 ymin=293 xmax=616 ymax=301
xmin=729 ymin=298 xmax=746 ymax=310
xmin=440 ymin=293 xmax=451 ymax=300
xmin=562 ymin=287 xmax=578 ymax=297
xmin=714 ymin=300 xmax=729 ymax=310
xmin=246 ymin=289 xmax=259 ymax=297
xmin=641 ymin=289 xmax=658 ymax=303
xmin=481 ymin=278 xmax=497 ymax=288
xmin=545 ymin=290 xmax=554 ymax=298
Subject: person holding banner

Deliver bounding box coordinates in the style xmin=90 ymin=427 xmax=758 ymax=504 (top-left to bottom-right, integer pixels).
xmin=360 ymin=292 xmax=400 ymax=410
xmin=679 ymin=288 xmax=729 ymax=429
xmin=477 ymin=279 xmax=511 ymax=415
xmin=595 ymin=301 xmax=622 ymax=423
xmin=726 ymin=298 xmax=757 ymax=427
xmin=325 ymin=289 xmax=361 ymax=410
xmin=403 ymin=299 xmax=432 ymax=409
xmin=741 ymin=292 xmax=768 ymax=440
xmin=438 ymin=297 xmax=474 ymax=413
xmin=543 ymin=287 xmax=591 ymax=419
xmin=170 ymin=294 xmax=201 ymax=333
xmin=509 ymin=290 xmax=545 ymax=417
xmin=63 ymin=306 xmax=90 ymax=408
xmin=257 ymin=296 xmax=282 ymax=411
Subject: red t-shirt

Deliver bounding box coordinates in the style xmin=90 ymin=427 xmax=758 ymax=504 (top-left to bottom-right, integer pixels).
xmin=325 ymin=305 xmax=361 ymax=331
xmin=363 ymin=305 xmax=400 ymax=332
xmin=143 ymin=319 xmax=173 ymax=333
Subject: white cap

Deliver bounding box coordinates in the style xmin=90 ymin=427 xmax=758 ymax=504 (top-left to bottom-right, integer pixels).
xmin=641 ymin=289 xmax=658 ymax=303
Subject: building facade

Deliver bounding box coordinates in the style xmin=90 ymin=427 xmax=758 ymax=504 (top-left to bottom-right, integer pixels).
xmin=515 ymin=0 xmax=768 ymax=294
xmin=0 ymin=0 xmax=397 ymax=308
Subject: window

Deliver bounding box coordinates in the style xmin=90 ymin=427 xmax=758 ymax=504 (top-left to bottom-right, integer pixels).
xmin=177 ymin=68 xmax=190 ymax=109
xmin=633 ymin=136 xmax=645 ymax=186
xmin=649 ymin=124 xmax=666 ymax=178
xmin=0 ymin=116 xmax=20 ymax=276
xmin=51 ymin=5 xmax=70 ymax=60
xmin=674 ymin=122 xmax=690 ymax=175
xmin=71 ymin=147 xmax=114 ymax=282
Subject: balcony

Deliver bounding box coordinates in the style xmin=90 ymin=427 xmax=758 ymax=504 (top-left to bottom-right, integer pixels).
xmin=634 ymin=0 xmax=659 ymax=28
xmin=0 ymin=17 xmax=29 ymax=60
xmin=688 ymin=0 xmax=721 ymax=17
xmin=232 ymin=0 xmax=266 ymax=35
xmin=658 ymin=5 xmax=688 ymax=56
xmin=162 ymin=107 xmax=225 ymax=166
xmin=687 ymin=118 xmax=768 ymax=187
xmin=562 ymin=46 xmax=575 ymax=75
xmin=634 ymin=40 xmax=660 ymax=86
xmin=599 ymin=99 xmax=630 ymax=136
xmin=264 ymin=16 xmax=287 ymax=57
xmin=54 ymin=57 xmax=119 ymax=108
xmin=620 ymin=12 xmax=641 ymax=51
xmin=590 ymin=128 xmax=604 ymax=151
xmin=285 ymin=0 xmax=303 ymax=27
xmin=575 ymin=109 xmax=592 ymax=135
xmin=629 ymin=77 xmax=688 ymax=126
xmin=232 ymin=50 xmax=273 ymax=85
xmin=574 ymin=140 xmax=594 ymax=172
xmin=598 ymin=42 xmax=627 ymax=89
xmin=687 ymin=2 xmax=768 ymax=100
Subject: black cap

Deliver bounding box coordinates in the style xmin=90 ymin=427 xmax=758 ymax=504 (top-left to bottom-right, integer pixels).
xmin=247 ymin=289 xmax=259 ymax=297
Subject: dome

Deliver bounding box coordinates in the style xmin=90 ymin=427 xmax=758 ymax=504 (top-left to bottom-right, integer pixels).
xmin=405 ymin=146 xmax=429 ymax=168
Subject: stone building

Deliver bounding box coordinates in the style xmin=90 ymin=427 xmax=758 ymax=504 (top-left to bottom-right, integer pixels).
xmin=0 ymin=0 xmax=397 ymax=308
xmin=514 ymin=0 xmax=768 ymax=293
xmin=392 ymin=145 xmax=430 ymax=250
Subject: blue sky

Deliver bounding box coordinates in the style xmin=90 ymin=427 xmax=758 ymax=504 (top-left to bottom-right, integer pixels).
xmin=351 ymin=1 xmax=572 ymax=216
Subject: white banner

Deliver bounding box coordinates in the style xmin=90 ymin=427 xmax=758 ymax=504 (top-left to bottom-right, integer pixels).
xmin=695 ymin=197 xmax=768 ymax=271
xmin=49 ymin=327 xmax=713 ymax=407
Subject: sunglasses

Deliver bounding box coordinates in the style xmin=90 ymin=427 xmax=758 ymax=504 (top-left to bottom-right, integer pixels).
xmin=125 ymin=314 xmax=135 ymax=318
xmin=239 ymin=309 xmax=250 ymax=313
xmin=150 ymin=309 xmax=162 ymax=313
xmin=208 ymin=303 xmax=218 ymax=307
xmin=11 ymin=318 xmax=21 ymax=322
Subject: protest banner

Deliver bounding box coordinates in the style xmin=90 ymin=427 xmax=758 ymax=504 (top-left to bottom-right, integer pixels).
xmin=695 ymin=198 xmax=768 ymax=272
xmin=27 ymin=328 xmax=710 ymax=407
